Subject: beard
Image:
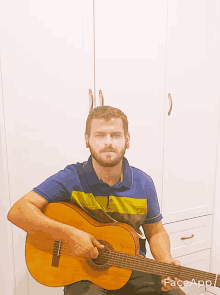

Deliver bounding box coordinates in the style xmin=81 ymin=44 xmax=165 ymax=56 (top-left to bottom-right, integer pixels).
xmin=88 ymin=143 xmax=126 ymax=167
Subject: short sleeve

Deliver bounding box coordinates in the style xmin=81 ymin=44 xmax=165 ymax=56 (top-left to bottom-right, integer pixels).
xmin=32 ymin=165 xmax=78 ymax=203
xmin=144 ymin=176 xmax=163 ymax=224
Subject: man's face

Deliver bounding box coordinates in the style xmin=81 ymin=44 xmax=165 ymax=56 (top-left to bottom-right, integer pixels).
xmin=85 ymin=118 xmax=130 ymax=167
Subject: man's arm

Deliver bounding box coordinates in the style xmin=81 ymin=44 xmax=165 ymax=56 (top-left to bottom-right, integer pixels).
xmin=143 ymin=221 xmax=181 ymax=292
xmin=7 ymin=191 xmax=103 ymax=258
xmin=143 ymin=220 xmax=172 ymax=262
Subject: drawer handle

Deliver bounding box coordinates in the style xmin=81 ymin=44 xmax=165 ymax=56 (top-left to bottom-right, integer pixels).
xmin=168 ymin=93 xmax=173 ymax=116
xmin=181 ymin=234 xmax=194 ymax=240
xmin=89 ymin=89 xmax=94 ymax=113
xmin=99 ymin=90 xmax=104 ymax=106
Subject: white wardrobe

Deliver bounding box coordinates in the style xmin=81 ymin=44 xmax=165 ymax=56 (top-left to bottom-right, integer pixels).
xmin=0 ymin=1 xmax=220 ymax=295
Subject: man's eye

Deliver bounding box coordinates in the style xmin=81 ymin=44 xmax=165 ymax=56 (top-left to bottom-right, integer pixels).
xmin=112 ymin=134 xmax=120 ymax=138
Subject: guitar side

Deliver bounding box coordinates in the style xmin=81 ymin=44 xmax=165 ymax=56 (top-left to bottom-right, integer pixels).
xmin=25 ymin=202 xmax=139 ymax=289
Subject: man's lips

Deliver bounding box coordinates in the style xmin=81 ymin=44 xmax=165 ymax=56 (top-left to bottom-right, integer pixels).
xmin=102 ymin=150 xmax=115 ymax=153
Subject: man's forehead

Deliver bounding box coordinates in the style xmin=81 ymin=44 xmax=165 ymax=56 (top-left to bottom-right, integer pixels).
xmin=91 ymin=118 xmax=123 ymax=128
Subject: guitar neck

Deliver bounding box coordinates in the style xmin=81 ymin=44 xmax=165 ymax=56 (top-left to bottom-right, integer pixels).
xmin=102 ymin=249 xmax=220 ymax=288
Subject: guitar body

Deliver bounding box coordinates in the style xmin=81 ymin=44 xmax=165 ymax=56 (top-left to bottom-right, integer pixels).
xmin=25 ymin=202 xmax=139 ymax=289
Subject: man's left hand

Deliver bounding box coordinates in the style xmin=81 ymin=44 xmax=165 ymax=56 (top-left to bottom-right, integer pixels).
xmin=160 ymin=259 xmax=183 ymax=292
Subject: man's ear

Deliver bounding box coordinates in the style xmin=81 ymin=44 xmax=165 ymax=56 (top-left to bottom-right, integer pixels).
xmin=85 ymin=134 xmax=89 ymax=148
xmin=126 ymin=133 xmax=130 ymax=149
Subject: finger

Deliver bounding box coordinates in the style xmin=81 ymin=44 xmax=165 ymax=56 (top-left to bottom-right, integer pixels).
xmin=88 ymin=246 xmax=99 ymax=259
xmin=92 ymin=237 xmax=105 ymax=249
xmin=175 ymin=277 xmax=183 ymax=287
xmin=174 ymin=277 xmax=183 ymax=286
xmin=172 ymin=259 xmax=180 ymax=266
xmin=161 ymin=277 xmax=172 ymax=285
xmin=93 ymin=247 xmax=99 ymax=259
xmin=163 ymin=277 xmax=179 ymax=290
xmin=161 ymin=277 xmax=175 ymax=291
xmin=161 ymin=282 xmax=170 ymax=292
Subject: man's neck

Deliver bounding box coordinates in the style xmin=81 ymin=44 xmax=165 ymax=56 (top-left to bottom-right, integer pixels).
xmin=91 ymin=157 xmax=123 ymax=186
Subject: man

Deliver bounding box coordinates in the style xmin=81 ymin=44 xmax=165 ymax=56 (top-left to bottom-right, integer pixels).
xmin=7 ymin=106 xmax=186 ymax=294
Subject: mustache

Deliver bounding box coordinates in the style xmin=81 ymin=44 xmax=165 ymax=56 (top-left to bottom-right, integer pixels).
xmin=101 ymin=148 xmax=116 ymax=153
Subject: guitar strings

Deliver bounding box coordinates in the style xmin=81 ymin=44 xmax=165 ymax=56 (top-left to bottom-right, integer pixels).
xmin=52 ymin=244 xmax=215 ymax=280
xmin=64 ymin=250 xmax=216 ymax=284
xmin=50 ymin=245 xmax=217 ymax=284
xmin=96 ymin=252 xmax=217 ymax=283
xmin=51 ymin=244 xmax=198 ymax=277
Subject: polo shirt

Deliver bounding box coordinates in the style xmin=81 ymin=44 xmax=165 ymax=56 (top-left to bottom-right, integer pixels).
xmin=32 ymin=155 xmax=162 ymax=256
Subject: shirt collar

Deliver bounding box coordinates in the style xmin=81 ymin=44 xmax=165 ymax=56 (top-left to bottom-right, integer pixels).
xmin=82 ymin=155 xmax=133 ymax=189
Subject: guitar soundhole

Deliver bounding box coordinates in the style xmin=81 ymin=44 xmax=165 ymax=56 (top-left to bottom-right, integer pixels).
xmin=86 ymin=240 xmax=114 ymax=271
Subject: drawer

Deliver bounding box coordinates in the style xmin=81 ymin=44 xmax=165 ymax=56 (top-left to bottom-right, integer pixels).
xmin=207 ymin=285 xmax=220 ymax=295
xmin=163 ymin=215 xmax=212 ymax=258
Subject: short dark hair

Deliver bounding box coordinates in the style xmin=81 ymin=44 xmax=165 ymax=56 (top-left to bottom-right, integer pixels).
xmin=85 ymin=106 xmax=129 ymax=137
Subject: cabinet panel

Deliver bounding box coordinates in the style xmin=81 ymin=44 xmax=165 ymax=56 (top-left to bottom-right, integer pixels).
xmin=177 ymin=249 xmax=211 ymax=295
xmin=0 ymin=1 xmax=93 ymax=294
xmin=207 ymin=286 xmax=220 ymax=295
xmin=162 ymin=0 xmax=220 ymax=222
xmin=95 ymin=0 xmax=167 ymax=206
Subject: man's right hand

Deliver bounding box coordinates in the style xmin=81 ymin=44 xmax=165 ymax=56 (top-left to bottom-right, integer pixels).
xmin=69 ymin=229 xmax=104 ymax=259
xmin=7 ymin=191 xmax=104 ymax=260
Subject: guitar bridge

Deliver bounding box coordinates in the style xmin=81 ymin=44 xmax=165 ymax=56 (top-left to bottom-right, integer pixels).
xmin=52 ymin=240 xmax=62 ymax=267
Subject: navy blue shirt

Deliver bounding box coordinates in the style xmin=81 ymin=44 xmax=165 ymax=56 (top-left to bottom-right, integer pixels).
xmin=32 ymin=155 xmax=162 ymax=255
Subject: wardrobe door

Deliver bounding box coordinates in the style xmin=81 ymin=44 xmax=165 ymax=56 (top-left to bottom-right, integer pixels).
xmin=162 ymin=0 xmax=220 ymax=223
xmin=0 ymin=73 xmax=15 ymax=295
xmin=94 ymin=0 xmax=167 ymax=205
xmin=0 ymin=1 xmax=94 ymax=294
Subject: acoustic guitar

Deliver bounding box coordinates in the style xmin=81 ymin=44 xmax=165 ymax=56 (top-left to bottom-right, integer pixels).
xmin=25 ymin=202 xmax=220 ymax=290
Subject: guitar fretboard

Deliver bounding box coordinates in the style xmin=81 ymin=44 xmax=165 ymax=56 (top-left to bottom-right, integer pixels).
xmin=97 ymin=249 xmax=220 ymax=288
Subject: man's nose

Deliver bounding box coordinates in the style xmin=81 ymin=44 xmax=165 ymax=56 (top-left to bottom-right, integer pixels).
xmin=105 ymin=134 xmax=112 ymax=144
